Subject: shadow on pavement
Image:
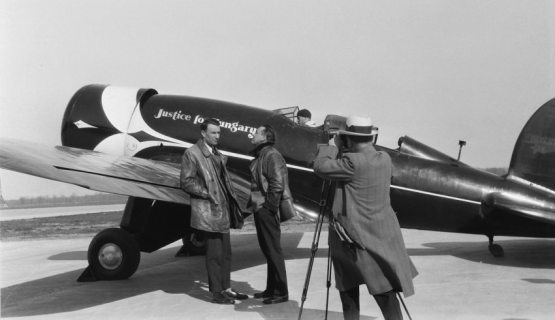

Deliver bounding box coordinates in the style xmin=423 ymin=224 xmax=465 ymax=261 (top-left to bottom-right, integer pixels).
xmin=233 ymin=294 xmax=375 ymax=320
xmin=408 ymin=238 xmax=555 ymax=269
xmin=1 ymin=232 xmax=331 ymax=318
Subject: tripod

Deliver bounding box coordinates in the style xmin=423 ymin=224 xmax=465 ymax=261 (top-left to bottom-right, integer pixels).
xmin=298 ymin=180 xmax=334 ymax=320
xmin=297 ymin=179 xmax=414 ymax=320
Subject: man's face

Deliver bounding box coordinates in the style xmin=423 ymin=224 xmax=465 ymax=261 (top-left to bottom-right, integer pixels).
xmin=251 ymin=126 xmax=267 ymax=145
xmin=298 ymin=116 xmax=309 ymax=125
xmin=201 ymin=124 xmax=221 ymax=147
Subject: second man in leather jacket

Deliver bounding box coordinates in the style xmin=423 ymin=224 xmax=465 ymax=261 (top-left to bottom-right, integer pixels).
xmin=248 ymin=124 xmax=291 ymax=304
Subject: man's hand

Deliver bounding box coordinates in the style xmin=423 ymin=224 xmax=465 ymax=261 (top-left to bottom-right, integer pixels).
xmin=330 ymin=135 xmax=343 ymax=149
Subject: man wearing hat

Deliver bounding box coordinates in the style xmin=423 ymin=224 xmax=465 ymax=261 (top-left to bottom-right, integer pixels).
xmin=297 ymin=109 xmax=317 ymax=127
xmin=313 ymin=115 xmax=417 ymax=320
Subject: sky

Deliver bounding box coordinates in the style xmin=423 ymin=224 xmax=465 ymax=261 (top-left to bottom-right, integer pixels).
xmin=1 ymin=0 xmax=554 ymax=200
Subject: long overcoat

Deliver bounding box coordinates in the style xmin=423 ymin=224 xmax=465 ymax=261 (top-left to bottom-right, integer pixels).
xmin=180 ymin=139 xmax=244 ymax=233
xmin=313 ymin=144 xmax=417 ymax=297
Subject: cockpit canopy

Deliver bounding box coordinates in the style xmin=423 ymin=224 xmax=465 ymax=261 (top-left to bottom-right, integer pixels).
xmin=273 ymin=106 xmax=299 ymax=122
xmin=272 ymin=106 xmax=348 ymax=133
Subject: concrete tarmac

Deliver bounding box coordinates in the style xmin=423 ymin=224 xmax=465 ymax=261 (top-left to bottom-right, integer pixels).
xmin=1 ymin=229 xmax=555 ymax=319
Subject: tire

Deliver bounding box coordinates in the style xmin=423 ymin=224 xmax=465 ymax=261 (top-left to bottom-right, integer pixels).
xmin=87 ymin=228 xmax=140 ymax=280
xmin=181 ymin=229 xmax=207 ymax=256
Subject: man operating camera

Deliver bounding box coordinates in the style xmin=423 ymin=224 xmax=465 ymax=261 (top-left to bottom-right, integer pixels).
xmin=313 ymin=115 xmax=418 ymax=320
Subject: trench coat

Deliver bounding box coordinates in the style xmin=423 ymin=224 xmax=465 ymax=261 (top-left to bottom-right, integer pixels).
xmin=180 ymin=139 xmax=244 ymax=233
xmin=313 ymin=144 xmax=417 ymax=297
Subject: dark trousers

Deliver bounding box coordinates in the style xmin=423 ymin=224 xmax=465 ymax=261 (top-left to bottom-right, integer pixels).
xmin=339 ymin=287 xmax=403 ymax=320
xmin=205 ymin=231 xmax=231 ymax=293
xmin=254 ymin=208 xmax=288 ymax=295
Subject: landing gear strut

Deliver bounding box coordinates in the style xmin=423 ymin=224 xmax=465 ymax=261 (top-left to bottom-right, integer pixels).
xmin=487 ymin=234 xmax=504 ymax=257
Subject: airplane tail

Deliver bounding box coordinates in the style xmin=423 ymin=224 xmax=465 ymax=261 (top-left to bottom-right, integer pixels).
xmin=508 ymin=98 xmax=555 ymax=190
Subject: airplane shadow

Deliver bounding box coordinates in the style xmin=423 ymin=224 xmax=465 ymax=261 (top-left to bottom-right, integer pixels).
xmin=1 ymin=232 xmax=338 ymax=319
xmin=408 ymin=238 xmax=555 ymax=269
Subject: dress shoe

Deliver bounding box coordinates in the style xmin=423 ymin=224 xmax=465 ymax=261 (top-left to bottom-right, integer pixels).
xmin=263 ymin=294 xmax=288 ymax=304
xmin=253 ymin=291 xmax=272 ymax=299
xmin=223 ymin=288 xmax=248 ymax=300
xmin=212 ymin=292 xmax=235 ymax=304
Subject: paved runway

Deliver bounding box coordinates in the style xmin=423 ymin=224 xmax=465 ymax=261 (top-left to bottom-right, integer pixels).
xmin=1 ymin=229 xmax=555 ymax=319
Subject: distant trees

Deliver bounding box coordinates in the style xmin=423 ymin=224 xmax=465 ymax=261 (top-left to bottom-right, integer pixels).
xmin=5 ymin=193 xmax=127 ymax=209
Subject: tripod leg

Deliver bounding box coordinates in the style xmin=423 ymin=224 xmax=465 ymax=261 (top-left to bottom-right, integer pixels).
xmin=298 ymin=180 xmax=333 ymax=320
xmin=325 ymin=242 xmax=332 ymax=320
xmin=397 ymin=292 xmax=413 ymax=320
xmin=298 ymin=210 xmax=326 ymax=320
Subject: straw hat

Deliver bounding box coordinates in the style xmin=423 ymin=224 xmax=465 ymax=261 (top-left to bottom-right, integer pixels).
xmin=337 ymin=115 xmax=378 ymax=136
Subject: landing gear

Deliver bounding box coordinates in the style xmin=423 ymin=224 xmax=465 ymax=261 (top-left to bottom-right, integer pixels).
xmin=487 ymin=234 xmax=504 ymax=258
xmin=78 ymin=197 xmax=190 ymax=281
xmin=78 ymin=228 xmax=141 ymax=281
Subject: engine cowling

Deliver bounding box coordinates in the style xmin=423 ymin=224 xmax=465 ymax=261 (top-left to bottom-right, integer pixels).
xmin=61 ymin=84 xmax=158 ymax=155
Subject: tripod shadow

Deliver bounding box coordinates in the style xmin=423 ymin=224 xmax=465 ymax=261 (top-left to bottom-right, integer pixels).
xmin=235 ymin=299 xmax=376 ymax=320
xmin=231 ymin=281 xmax=376 ymax=320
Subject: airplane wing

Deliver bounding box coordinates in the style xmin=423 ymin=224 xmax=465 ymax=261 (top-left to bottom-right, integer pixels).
xmin=483 ymin=192 xmax=555 ymax=226
xmin=0 ymin=138 xmax=190 ymax=204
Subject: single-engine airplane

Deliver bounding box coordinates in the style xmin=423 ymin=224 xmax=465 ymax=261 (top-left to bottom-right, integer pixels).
xmin=1 ymin=84 xmax=554 ymax=281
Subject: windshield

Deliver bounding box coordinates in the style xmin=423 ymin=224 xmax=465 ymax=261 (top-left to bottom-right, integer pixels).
xmin=272 ymin=106 xmax=299 ymax=123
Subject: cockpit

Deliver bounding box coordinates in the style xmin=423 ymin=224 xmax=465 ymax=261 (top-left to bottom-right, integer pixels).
xmin=272 ymin=106 xmax=348 ymax=133
xmin=271 ymin=106 xmax=382 ymax=148
xmin=272 ymin=106 xmax=299 ymax=122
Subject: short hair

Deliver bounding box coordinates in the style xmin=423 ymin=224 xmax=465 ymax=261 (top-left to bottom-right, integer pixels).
xmin=261 ymin=124 xmax=276 ymax=144
xmin=298 ymin=109 xmax=311 ymax=119
xmin=200 ymin=118 xmax=220 ymax=131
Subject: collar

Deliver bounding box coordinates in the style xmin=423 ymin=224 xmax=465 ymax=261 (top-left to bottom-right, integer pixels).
xmin=250 ymin=142 xmax=274 ymax=157
xmin=197 ymin=139 xmax=214 ymax=157
xmin=204 ymin=141 xmax=214 ymax=152
xmin=357 ymin=144 xmax=377 ymax=154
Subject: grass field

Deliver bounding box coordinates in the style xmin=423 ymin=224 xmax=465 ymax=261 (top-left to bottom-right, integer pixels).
xmin=0 ymin=211 xmax=319 ymax=241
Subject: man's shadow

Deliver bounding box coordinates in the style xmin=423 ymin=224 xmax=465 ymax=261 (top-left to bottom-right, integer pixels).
xmin=1 ymin=232 xmax=333 ymax=318
xmin=228 ymin=280 xmax=375 ymax=320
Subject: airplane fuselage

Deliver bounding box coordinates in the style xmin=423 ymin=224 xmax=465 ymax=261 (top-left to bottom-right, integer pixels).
xmin=61 ymin=84 xmax=555 ymax=239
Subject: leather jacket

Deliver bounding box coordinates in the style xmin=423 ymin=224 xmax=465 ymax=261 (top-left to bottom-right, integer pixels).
xmin=180 ymin=139 xmax=244 ymax=232
xmin=248 ymin=143 xmax=293 ymax=215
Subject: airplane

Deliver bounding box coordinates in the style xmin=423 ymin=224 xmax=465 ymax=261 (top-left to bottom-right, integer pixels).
xmin=1 ymin=84 xmax=554 ymax=282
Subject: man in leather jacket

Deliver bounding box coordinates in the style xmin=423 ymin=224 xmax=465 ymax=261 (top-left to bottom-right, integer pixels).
xmin=180 ymin=118 xmax=247 ymax=304
xmin=248 ymin=124 xmax=290 ymax=304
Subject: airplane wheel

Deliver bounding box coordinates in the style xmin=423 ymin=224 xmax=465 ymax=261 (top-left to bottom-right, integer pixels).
xmin=181 ymin=229 xmax=207 ymax=256
xmin=488 ymin=243 xmax=504 ymax=258
xmin=88 ymin=228 xmax=141 ymax=280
